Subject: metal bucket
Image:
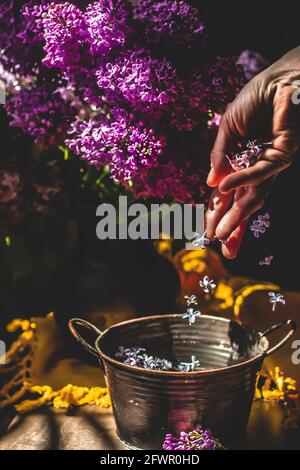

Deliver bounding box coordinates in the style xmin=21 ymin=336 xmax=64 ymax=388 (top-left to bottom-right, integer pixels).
xmin=69 ymin=314 xmax=296 ymax=449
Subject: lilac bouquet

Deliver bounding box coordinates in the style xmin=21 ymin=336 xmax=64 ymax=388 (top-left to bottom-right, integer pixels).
xmin=0 ymin=0 xmax=244 ymax=204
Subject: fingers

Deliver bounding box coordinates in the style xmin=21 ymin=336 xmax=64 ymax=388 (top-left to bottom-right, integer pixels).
xmin=221 ymin=221 xmax=248 ymax=259
xmin=215 ymin=180 xmax=273 ymax=241
xmin=205 ymin=187 xmax=233 ymax=239
xmin=218 ymin=158 xmax=281 ymax=193
xmin=207 ymin=118 xmax=233 ymax=187
xmin=207 ymin=78 xmax=266 ymax=188
xmin=219 ymin=84 xmax=300 ymax=194
xmin=272 ymin=83 xmax=300 ymax=156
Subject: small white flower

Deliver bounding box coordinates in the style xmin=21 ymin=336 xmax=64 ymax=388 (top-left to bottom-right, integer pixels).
xmin=184 ymin=294 xmax=198 ymax=306
xmin=199 ymin=275 xmax=216 ymax=293
xmin=182 ymin=308 xmax=201 ymax=326
xmin=227 ymin=141 xmax=271 ymax=172
xmin=250 ymin=212 xmax=270 ymax=238
xmin=257 ymin=213 xmax=270 ymax=227
xmin=246 ymin=140 xmax=264 ymax=157
xmin=177 ymin=355 xmax=201 ymax=372
xmin=268 ymin=292 xmax=286 ymax=311
xmin=259 ymin=255 xmax=273 ymax=266
xmin=228 ymin=151 xmax=252 ymax=171
xmin=192 ymin=232 xmax=210 ymax=248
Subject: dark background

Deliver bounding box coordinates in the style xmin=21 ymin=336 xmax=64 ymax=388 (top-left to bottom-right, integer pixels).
xmin=195 ymin=1 xmax=299 ymax=62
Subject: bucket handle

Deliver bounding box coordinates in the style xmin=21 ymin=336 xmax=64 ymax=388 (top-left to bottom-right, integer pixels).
xmin=261 ymin=319 xmax=296 ymax=357
xmin=68 ymin=318 xmax=103 ymax=359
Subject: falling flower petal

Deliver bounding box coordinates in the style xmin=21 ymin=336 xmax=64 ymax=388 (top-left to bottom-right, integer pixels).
xmin=250 ymin=212 xmax=270 ymax=238
xmin=184 ymin=294 xmax=198 ymax=306
xmin=192 ymin=231 xmax=210 ymax=248
xmin=199 ymin=275 xmax=216 ymax=293
xmin=259 ymin=255 xmax=273 ymax=266
xmin=268 ymin=292 xmax=286 ymax=311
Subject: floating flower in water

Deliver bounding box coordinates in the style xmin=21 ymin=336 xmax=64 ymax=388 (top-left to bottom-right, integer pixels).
xmin=250 ymin=212 xmax=270 ymax=238
xmin=162 ymin=425 xmax=225 ymax=450
xmin=192 ymin=231 xmax=210 ymax=248
xmin=184 ymin=294 xmax=198 ymax=306
xmin=115 ymin=346 xmax=172 ymax=370
xmin=143 ymin=355 xmax=173 ymax=371
xmin=259 ymin=255 xmax=273 ymax=266
xmin=115 ymin=346 xmax=146 ymax=359
xmin=182 ymin=308 xmax=201 ymax=326
xmin=177 ymin=355 xmax=201 ymax=372
xmin=268 ymin=292 xmax=286 ymax=311
xmin=199 ymin=275 xmax=216 ymax=293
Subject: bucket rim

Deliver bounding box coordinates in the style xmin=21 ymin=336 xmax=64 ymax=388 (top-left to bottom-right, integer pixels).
xmin=94 ymin=313 xmax=267 ymax=377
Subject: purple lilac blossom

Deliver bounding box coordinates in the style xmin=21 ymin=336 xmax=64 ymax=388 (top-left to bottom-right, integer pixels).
xmin=133 ymin=0 xmax=205 ymax=48
xmin=0 ymin=0 xmax=52 ymax=74
xmin=66 ymin=117 xmax=166 ymax=182
xmin=96 ymin=47 xmax=179 ymax=114
xmin=42 ymin=2 xmax=88 ymax=70
xmin=5 ymin=84 xmax=76 ymax=146
xmin=163 ymin=425 xmax=225 ymax=450
xmin=85 ymin=0 xmax=133 ymax=55
xmin=0 ymin=1 xmax=245 ymax=203
xmin=132 ymin=160 xmax=207 ymax=204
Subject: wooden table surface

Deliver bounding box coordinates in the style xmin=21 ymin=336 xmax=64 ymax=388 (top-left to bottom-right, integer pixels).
xmin=0 ymin=399 xmax=300 ymax=450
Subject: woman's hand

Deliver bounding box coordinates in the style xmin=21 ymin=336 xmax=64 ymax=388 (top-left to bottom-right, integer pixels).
xmin=206 ymin=46 xmax=300 ymax=258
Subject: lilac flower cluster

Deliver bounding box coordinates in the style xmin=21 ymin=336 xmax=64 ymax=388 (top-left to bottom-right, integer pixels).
xmin=67 ymin=117 xmax=165 ymax=181
xmin=227 ymin=140 xmax=271 ymax=172
xmin=5 ymin=84 xmax=76 ymax=147
xmin=115 ymin=346 xmax=173 ymax=370
xmin=85 ymin=0 xmax=133 ymax=55
xmin=0 ymin=1 xmax=15 ymax=54
xmin=42 ymin=2 xmax=88 ymax=70
xmin=132 ymin=0 xmax=206 ymax=48
xmin=1 ymin=0 xmax=245 ymax=199
xmin=132 ymin=160 xmax=208 ymax=204
xmin=115 ymin=346 xmax=204 ymax=373
xmin=96 ymin=47 xmax=179 ymax=115
xmin=163 ymin=425 xmax=225 ymax=450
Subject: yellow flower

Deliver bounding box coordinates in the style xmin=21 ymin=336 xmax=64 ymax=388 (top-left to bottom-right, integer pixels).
xmin=214 ymin=282 xmax=234 ymax=309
